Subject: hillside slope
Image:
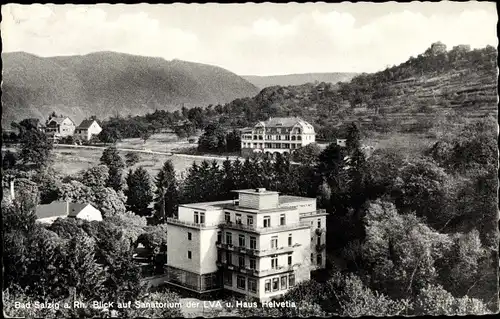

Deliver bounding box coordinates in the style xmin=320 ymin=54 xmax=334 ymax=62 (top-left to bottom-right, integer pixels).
xmin=1 ymin=52 xmax=259 ymax=125
xmin=215 ymin=43 xmax=497 ymax=137
xmin=242 ymin=72 xmax=358 ymax=89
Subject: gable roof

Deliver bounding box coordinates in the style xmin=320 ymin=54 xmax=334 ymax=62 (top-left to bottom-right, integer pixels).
xmin=47 ymin=116 xmax=74 ymax=126
xmin=261 ymin=117 xmax=305 ymax=128
xmin=76 ymin=119 xmax=99 ymax=129
xmin=36 ymin=201 xmax=70 ymax=219
xmin=67 ymin=203 xmax=89 ymax=217
xmin=35 ymin=201 xmax=91 ymax=219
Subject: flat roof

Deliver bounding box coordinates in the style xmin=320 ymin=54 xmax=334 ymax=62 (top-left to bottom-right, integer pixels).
xmin=279 ymin=195 xmax=315 ymax=204
xmin=181 ymin=199 xmax=234 ymax=210
xmin=232 ymin=188 xmax=279 ymax=195
xmin=221 ymin=203 xmax=295 ymax=214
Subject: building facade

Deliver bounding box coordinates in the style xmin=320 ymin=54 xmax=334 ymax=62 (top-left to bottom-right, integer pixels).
xmin=165 ymin=188 xmax=327 ymax=300
xmin=75 ymin=119 xmax=102 ymax=141
xmin=240 ymin=117 xmax=315 ymax=157
xmin=44 ymin=116 xmax=76 ymax=140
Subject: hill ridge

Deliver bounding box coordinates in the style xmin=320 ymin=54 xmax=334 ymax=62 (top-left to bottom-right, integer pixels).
xmin=1 ymin=51 xmax=259 ymax=126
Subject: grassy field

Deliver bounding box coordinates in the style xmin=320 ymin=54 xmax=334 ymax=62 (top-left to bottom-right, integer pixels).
xmin=4 ymin=132 xmax=436 ymax=179
xmin=115 ymin=133 xmax=194 ymax=153
xmin=363 ymin=132 xmax=437 ymax=158
xmin=51 ymin=147 xmax=227 ymax=178
xmin=47 ymin=133 xmax=225 ymax=177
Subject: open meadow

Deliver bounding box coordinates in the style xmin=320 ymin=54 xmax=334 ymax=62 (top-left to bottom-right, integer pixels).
xmin=50 ymin=147 xmax=228 ymax=178
xmin=114 ymin=133 xmax=195 ymax=153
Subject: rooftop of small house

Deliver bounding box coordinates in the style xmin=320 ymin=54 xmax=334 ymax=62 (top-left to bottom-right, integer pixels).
xmin=47 ymin=116 xmax=72 ymax=125
xmin=35 ymin=201 xmax=89 ymax=219
xmin=76 ymin=119 xmax=99 ymax=129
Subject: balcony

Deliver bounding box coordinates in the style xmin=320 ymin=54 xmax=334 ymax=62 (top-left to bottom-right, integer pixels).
xmin=220 ymin=221 xmax=310 ymax=234
xmin=216 ymin=242 xmax=302 ymax=257
xmin=166 ymin=218 xmax=218 ymax=229
xmin=216 ymin=260 xmax=257 ymax=275
xmin=217 ymin=260 xmax=301 ymax=277
xmin=216 ymin=242 xmax=235 ymax=251
xmin=258 ymin=263 xmax=301 ymax=276
xmin=299 ymin=209 xmax=328 ymax=218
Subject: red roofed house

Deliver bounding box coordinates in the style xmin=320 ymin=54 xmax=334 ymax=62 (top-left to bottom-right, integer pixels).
xmin=75 ymin=119 xmax=102 ymax=141
xmin=35 ymin=201 xmax=103 ymax=224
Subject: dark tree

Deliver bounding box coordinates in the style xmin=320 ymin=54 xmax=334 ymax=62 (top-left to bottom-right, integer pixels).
xmin=125 ymin=152 xmax=140 ymax=167
xmin=98 ymin=126 xmax=122 ymax=143
xmin=18 ymin=129 xmax=53 ymax=169
xmin=292 ymin=143 xmax=322 ymax=164
xmin=100 ymin=146 xmax=125 ymax=191
xmin=198 ymin=123 xmax=226 ymax=153
xmin=125 ymin=167 xmax=153 ymax=217
xmin=222 ymin=158 xmax=236 ymax=196
xmin=154 ymin=160 xmax=179 ymax=221
xmin=2 ymin=150 xmax=18 ymax=169
xmin=225 ymin=129 xmax=241 ymax=152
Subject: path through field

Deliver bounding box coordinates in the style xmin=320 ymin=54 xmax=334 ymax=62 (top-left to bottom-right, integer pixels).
xmin=53 ymin=143 xmax=240 ymax=161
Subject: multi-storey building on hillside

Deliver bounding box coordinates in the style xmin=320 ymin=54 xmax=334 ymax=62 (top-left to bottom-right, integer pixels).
xmin=165 ymin=188 xmax=327 ymax=300
xmin=240 ymin=117 xmax=315 ymax=157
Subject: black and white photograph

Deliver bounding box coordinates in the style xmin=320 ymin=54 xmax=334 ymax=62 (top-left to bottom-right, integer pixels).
xmin=1 ymin=2 xmax=498 ymax=317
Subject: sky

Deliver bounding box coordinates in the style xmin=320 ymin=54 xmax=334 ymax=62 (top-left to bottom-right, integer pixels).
xmin=2 ymin=2 xmax=498 ymax=76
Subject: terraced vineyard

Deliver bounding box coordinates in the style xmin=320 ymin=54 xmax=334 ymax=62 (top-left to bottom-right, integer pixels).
xmin=340 ymin=68 xmax=497 ymax=133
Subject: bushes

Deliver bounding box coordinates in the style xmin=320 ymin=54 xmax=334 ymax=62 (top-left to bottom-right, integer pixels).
xmin=197 ymin=123 xmax=241 ymax=154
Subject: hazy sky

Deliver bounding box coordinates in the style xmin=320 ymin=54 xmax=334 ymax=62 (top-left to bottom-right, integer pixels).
xmin=2 ymin=2 xmax=497 ymax=75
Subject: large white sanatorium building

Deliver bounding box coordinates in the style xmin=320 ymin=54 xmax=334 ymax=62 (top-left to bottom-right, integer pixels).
xmin=165 ymin=188 xmax=327 ymax=300
xmin=240 ymin=117 xmax=316 ymax=157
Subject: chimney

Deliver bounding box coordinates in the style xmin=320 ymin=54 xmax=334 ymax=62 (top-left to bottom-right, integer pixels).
xmin=10 ymin=179 xmax=15 ymax=200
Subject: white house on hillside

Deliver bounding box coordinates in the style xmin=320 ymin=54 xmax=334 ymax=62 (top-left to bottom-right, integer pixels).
xmin=75 ymin=119 xmax=102 ymax=141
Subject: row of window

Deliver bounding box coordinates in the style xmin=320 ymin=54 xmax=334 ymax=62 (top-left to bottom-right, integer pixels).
xmin=220 ymin=251 xmax=293 ymax=269
xmin=220 ymin=232 xmax=294 ymax=249
xmin=224 ymin=273 xmax=295 ymax=293
xmin=249 ymin=135 xmax=303 ymax=141
xmin=219 ymin=231 xmax=257 ymax=248
xmin=264 ymin=274 xmax=295 ymax=293
xmin=224 ymin=212 xmax=287 ymax=228
xmin=225 ymin=273 xmax=258 ymax=292
xmin=242 ymin=143 xmax=302 ymax=149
